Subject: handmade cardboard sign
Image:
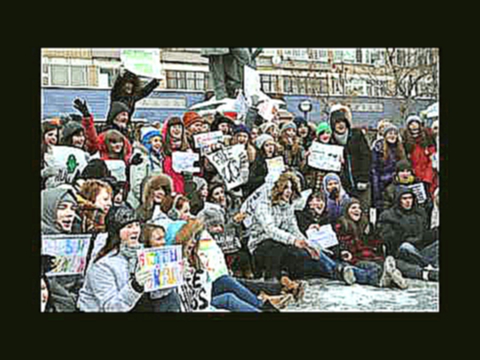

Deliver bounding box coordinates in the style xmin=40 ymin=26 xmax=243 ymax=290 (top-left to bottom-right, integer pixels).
xmin=178 ymin=268 xmax=212 ymax=312
xmin=42 ymin=234 xmax=92 ymax=276
xmin=193 ymin=131 xmax=224 ymax=155
xmin=120 ymin=48 xmax=163 ymax=79
xmin=172 ymin=151 xmax=200 ymax=173
xmin=136 ymin=245 xmax=184 ymax=292
xmin=308 ymin=142 xmax=344 ymax=172
xmin=306 ymin=224 xmax=339 ymax=250
xmin=409 ymin=183 xmax=427 ymax=204
xmin=43 ymin=145 xmax=89 ymax=185
xmin=244 ymin=65 xmax=261 ymax=106
xmin=104 ymin=159 xmax=127 ymax=182
xmin=197 ymin=231 xmax=229 ymax=282
xmin=206 ymin=145 xmax=249 ymax=190
xmin=266 ymin=156 xmax=285 ymax=184
xmin=240 ymin=183 xmax=270 ymax=228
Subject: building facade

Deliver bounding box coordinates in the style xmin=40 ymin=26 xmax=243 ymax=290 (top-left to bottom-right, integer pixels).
xmin=41 ymin=48 xmax=438 ymax=127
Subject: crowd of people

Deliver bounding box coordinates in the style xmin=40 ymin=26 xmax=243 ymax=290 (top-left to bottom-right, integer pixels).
xmin=40 ymin=69 xmax=440 ymax=313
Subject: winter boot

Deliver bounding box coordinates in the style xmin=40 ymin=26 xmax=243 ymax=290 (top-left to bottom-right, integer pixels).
xmin=336 ymin=264 xmax=356 ymax=285
xmin=380 ymin=256 xmax=408 ymax=289
xmin=258 ymin=291 xmax=294 ymax=310
xmin=281 ymin=276 xmax=306 ymax=302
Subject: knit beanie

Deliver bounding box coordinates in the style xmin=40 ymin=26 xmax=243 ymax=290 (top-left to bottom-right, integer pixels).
xmin=259 ymin=122 xmax=278 ymax=135
xmin=395 ymin=160 xmax=413 ymax=173
xmin=383 ymin=124 xmax=399 ymax=136
xmin=316 ymin=122 xmax=332 ymax=136
xmin=281 ymin=121 xmax=297 ymax=133
xmin=61 ymin=121 xmax=84 ymax=144
xmin=80 ymin=159 xmax=112 ymax=180
xmin=255 ymin=134 xmax=274 ymax=150
xmin=208 ymin=182 xmax=224 ymax=199
xmin=406 ymin=115 xmax=422 ymax=128
xmin=107 ymin=102 xmax=130 ymax=124
xmin=42 ymin=118 xmax=61 ymax=134
xmin=233 ymin=124 xmax=250 ymax=136
xmin=183 ymin=111 xmax=203 ymax=129
xmin=141 ymin=126 xmax=162 ymax=149
xmin=105 ymin=205 xmax=138 ymax=238
xmin=294 ymin=116 xmax=307 ymax=128
xmin=192 ymin=176 xmax=207 ymax=192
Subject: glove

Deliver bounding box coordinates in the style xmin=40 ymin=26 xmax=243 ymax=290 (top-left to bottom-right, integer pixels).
xmin=132 ymin=267 xmax=150 ymax=292
xmin=357 ymin=182 xmax=368 ymax=191
xmin=130 ymin=153 xmax=143 ymax=165
xmin=73 ymin=98 xmax=90 ymax=118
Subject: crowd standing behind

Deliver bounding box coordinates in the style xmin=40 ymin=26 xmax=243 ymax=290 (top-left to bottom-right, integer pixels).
xmin=40 ymin=71 xmax=440 ymax=312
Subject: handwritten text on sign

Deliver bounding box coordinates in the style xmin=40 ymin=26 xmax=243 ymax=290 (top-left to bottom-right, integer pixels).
xmin=306 ymin=224 xmax=339 ymax=250
xmin=42 ymin=234 xmax=92 ymax=276
xmin=206 ymin=145 xmax=249 ymax=190
xmin=172 ymin=151 xmax=200 ymax=173
xmin=120 ymin=48 xmax=163 ymax=79
xmin=178 ymin=268 xmax=212 ymax=312
xmin=137 ymin=245 xmax=184 ymax=292
xmin=308 ymin=142 xmax=344 ymax=172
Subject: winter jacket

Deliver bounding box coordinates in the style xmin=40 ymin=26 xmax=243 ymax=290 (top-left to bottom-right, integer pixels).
xmin=322 ymin=174 xmax=351 ymax=224
xmin=382 ymin=178 xmax=432 ymax=213
xmin=41 ymin=186 xmax=83 ymax=312
xmin=371 ymin=139 xmax=400 ymax=210
xmin=377 ymin=187 xmax=437 ymax=256
xmin=295 ymin=207 xmax=332 ymax=237
xmin=243 ymin=152 xmax=269 ymax=198
xmin=109 ymin=74 xmax=159 ymax=119
xmin=127 ymin=143 xmax=163 ymax=210
xmin=77 ymin=250 xmax=143 ymax=312
xmin=404 ymin=131 xmax=437 ymax=191
xmin=277 ymin=140 xmax=305 ymax=171
xmin=248 ymin=198 xmax=306 ymax=255
xmin=82 ymin=115 xmax=100 ymax=154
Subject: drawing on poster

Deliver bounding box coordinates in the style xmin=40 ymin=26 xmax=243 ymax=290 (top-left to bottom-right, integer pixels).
xmin=308 ymin=142 xmax=344 ymax=172
xmin=172 ymin=151 xmax=200 ymax=173
xmin=41 ymin=234 xmax=92 ymax=276
xmin=306 ymin=224 xmax=339 ymax=250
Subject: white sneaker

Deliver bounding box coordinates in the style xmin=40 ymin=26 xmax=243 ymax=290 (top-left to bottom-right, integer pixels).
xmin=342 ymin=266 xmax=356 ymax=285
xmin=378 ymin=256 xmax=396 ymax=287
xmin=390 ymin=269 xmax=408 ymax=290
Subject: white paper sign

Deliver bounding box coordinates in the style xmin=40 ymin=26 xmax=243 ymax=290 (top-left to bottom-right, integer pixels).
xmin=306 ymin=224 xmax=339 ymax=250
xmin=240 ymin=183 xmax=271 ymax=228
xmin=197 ymin=231 xmax=229 ymax=282
xmin=244 ymin=65 xmax=261 ymax=106
xmin=44 ymin=145 xmax=89 ymax=184
xmin=266 ymin=156 xmax=285 ymax=184
xmin=233 ymin=91 xmax=249 ymax=120
xmin=120 ymin=48 xmax=163 ymax=79
xmin=104 ymin=159 xmax=127 ymax=182
xmin=308 ymin=142 xmax=344 ymax=172
xmin=172 ymin=151 xmax=200 ymax=173
xmin=409 ymin=183 xmax=427 ymax=204
xmin=178 ymin=268 xmax=212 ymax=312
xmin=206 ymin=145 xmax=249 ymax=190
xmin=193 ymin=131 xmax=224 ymax=155
xmin=257 ymin=100 xmax=276 ymax=121
xmin=293 ymin=189 xmax=313 ymax=211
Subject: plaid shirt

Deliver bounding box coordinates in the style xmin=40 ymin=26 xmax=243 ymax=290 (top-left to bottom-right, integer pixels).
xmin=247 ymin=199 xmax=307 ymax=254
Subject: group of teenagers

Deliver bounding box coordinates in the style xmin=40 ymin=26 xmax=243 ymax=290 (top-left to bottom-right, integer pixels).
xmin=40 ymin=69 xmax=440 ymax=313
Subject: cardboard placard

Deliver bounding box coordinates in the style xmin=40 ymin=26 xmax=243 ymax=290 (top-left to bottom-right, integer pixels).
xmin=409 ymin=183 xmax=427 ymax=204
xmin=308 ymin=142 xmax=344 ymax=172
xmin=136 ymin=245 xmax=184 ymax=292
xmin=193 ymin=131 xmax=224 ymax=155
xmin=172 ymin=151 xmax=200 ymax=173
xmin=197 ymin=231 xmax=229 ymax=282
xmin=104 ymin=159 xmax=127 ymax=182
xmin=43 ymin=145 xmax=89 ymax=185
xmin=206 ymin=145 xmax=249 ymax=190
xmin=266 ymin=156 xmax=285 ymax=184
xmin=240 ymin=183 xmax=270 ymax=228
xmin=178 ymin=268 xmax=212 ymax=312
xmin=306 ymin=224 xmax=339 ymax=250
xmin=41 ymin=234 xmax=92 ymax=276
xmin=120 ymin=48 xmax=163 ymax=79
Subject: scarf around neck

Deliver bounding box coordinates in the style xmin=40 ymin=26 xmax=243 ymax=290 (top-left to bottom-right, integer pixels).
xmin=334 ymin=130 xmax=349 ymax=145
xmin=119 ymin=242 xmax=144 ymax=274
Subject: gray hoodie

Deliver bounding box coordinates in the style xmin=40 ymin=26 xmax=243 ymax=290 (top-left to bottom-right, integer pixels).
xmin=41 ymin=186 xmax=77 ymax=235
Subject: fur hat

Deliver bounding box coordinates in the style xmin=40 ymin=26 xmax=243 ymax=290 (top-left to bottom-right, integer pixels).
xmin=183 ymin=111 xmax=203 ymax=129
xmin=329 ymin=104 xmax=352 ymax=129
xmin=141 ymin=174 xmax=174 ymax=206
xmin=255 ymin=134 xmax=274 ymax=150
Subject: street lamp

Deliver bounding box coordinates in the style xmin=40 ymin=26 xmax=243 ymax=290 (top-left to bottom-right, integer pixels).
xmin=299 ymin=100 xmax=313 ymax=120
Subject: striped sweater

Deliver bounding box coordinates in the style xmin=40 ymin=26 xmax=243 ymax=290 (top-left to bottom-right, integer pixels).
xmin=247 ymin=199 xmax=307 ymax=254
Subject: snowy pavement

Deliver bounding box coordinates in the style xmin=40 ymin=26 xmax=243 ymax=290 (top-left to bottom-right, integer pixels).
xmin=284 ymin=278 xmax=439 ymax=312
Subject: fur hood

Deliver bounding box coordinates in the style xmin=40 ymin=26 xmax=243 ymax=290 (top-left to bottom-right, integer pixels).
xmin=329 ymin=104 xmax=353 ymax=130
xmin=98 ymin=129 xmax=133 ymax=163
xmin=141 ymin=174 xmax=174 ymax=207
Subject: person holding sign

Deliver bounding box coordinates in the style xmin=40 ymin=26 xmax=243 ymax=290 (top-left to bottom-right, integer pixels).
xmin=277 ymin=121 xmax=306 ymax=172
xmin=183 ymin=111 xmax=206 ymax=149
xmin=295 ymin=191 xmax=332 ymax=237
xmin=231 ymin=124 xmax=256 ymax=164
xmin=136 ymin=174 xmax=174 ymax=224
xmin=175 ymin=220 xmax=292 ymax=312
xmin=322 ymin=173 xmax=351 ymax=224
xmin=108 ymin=68 xmax=160 ymax=121
xmin=303 ymin=122 xmax=335 ymax=193
xmin=377 ymin=188 xmax=439 ymax=283
xmin=77 ymin=206 xmax=153 ymax=312
xmin=371 ymin=124 xmax=407 ymax=214
xmin=334 ymin=198 xmax=408 ymax=289
xmin=162 ymin=117 xmax=191 ymax=194
xmin=41 ymin=185 xmax=83 ymax=312
xmin=329 ymin=105 xmax=372 ymax=213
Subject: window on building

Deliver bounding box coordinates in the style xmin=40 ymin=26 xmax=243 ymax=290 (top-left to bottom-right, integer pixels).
xmin=283 ymin=76 xmax=293 ymax=94
xmin=51 ymin=65 xmax=69 ymax=86
xmin=346 ymin=78 xmax=367 ymax=96
xmin=166 ymin=71 xmax=207 ymax=90
xmin=396 ymin=49 xmax=406 ymax=67
xmin=311 ymin=49 xmax=328 ymax=62
xmin=342 ymin=49 xmax=356 ymax=63
xmin=356 ymin=48 xmax=363 ymax=63
xmin=333 ymin=50 xmax=343 ymax=63
xmin=261 ymin=75 xmax=280 ymax=93
xmin=71 ymin=66 xmax=87 ymax=86
xmin=99 ymin=67 xmax=119 ymax=88
xmin=186 ymin=72 xmax=196 ymax=90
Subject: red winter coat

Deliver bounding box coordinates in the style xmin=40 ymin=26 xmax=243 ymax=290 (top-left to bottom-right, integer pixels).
xmin=82 ymin=115 xmax=100 ymax=154
xmin=97 ymin=131 xmax=132 ymax=163
xmin=407 ymin=135 xmax=437 ymax=195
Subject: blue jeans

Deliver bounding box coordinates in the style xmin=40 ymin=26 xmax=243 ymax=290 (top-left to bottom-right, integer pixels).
xmin=397 ymin=241 xmax=439 ymax=268
xmin=211 ymin=275 xmax=263 ymax=311
xmin=288 ymin=248 xmax=380 ymax=286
